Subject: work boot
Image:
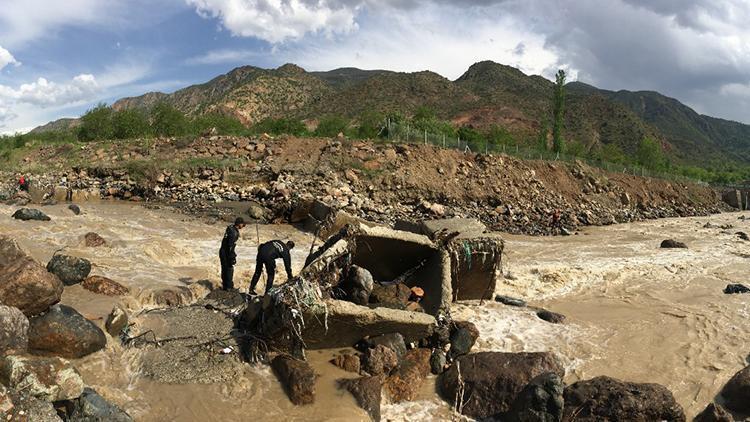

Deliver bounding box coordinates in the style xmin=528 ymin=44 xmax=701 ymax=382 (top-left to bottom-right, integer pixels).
xmin=249 ymin=288 xmax=258 ymax=296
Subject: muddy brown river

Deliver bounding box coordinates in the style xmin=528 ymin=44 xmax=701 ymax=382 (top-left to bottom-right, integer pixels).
xmin=1 ymin=202 xmax=748 ymax=420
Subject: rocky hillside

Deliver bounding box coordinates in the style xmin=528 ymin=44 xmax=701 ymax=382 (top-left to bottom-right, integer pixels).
xmin=38 ymin=61 xmax=750 ymax=167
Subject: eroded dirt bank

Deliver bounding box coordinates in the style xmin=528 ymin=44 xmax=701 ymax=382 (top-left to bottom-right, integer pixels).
xmin=0 ymin=135 xmax=725 ymax=236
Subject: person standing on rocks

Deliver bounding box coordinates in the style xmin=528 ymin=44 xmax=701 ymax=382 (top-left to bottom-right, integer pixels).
xmin=249 ymin=240 xmax=295 ymax=296
xmin=219 ymin=217 xmax=246 ymax=290
xmin=18 ymin=174 xmax=29 ymax=192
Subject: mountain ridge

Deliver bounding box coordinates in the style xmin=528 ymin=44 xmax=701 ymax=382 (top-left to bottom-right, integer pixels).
xmin=33 ymin=61 xmax=750 ymax=166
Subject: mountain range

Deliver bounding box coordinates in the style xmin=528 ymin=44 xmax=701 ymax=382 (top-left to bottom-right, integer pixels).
xmin=34 ymin=61 xmax=750 ymax=166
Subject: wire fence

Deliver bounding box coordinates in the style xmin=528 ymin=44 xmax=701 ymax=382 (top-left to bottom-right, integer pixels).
xmin=380 ymin=121 xmax=708 ymax=186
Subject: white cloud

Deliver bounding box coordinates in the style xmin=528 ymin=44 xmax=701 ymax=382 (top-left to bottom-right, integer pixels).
xmin=186 ymin=48 xmax=267 ymax=65
xmin=186 ymin=0 xmax=362 ymax=43
xmin=0 ymin=46 xmax=20 ymax=71
xmin=0 ymin=74 xmax=99 ymax=107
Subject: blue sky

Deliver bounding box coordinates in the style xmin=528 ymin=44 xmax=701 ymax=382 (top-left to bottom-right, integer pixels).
xmin=2 ymin=0 xmax=750 ymax=133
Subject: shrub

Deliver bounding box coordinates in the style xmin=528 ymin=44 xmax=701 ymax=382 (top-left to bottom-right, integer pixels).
xmin=78 ymin=103 xmax=114 ymax=141
xmin=112 ymin=108 xmax=150 ymax=139
xmin=150 ymin=102 xmax=188 ymax=137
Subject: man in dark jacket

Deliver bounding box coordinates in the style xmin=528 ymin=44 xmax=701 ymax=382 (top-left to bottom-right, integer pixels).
xmin=249 ymin=240 xmax=295 ymax=295
xmin=219 ymin=217 xmax=246 ymax=290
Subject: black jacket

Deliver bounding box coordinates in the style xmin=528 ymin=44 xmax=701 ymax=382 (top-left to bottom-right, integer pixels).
xmin=219 ymin=225 xmax=240 ymax=264
xmin=258 ymin=240 xmax=293 ymax=279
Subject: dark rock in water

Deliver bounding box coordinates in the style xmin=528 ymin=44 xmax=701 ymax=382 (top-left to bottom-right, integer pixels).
xmin=723 ymin=284 xmax=750 ymax=294
xmin=737 ymin=231 xmax=750 ymax=241
xmin=344 ymin=265 xmax=374 ymax=306
xmin=437 ymin=351 xmax=564 ymax=419
xmin=448 ymin=321 xmax=479 ymax=361
xmin=12 ymin=208 xmax=51 ymax=222
xmin=537 ymin=309 xmax=566 ymax=324
xmin=661 ymin=239 xmax=688 ymax=249
xmin=271 ymin=355 xmax=317 ymax=405
xmin=720 ymin=364 xmax=750 ymax=414
xmin=84 ymin=232 xmax=107 ymax=247
xmin=430 ymin=349 xmax=447 ymax=375
xmin=361 ymin=345 xmax=399 ymax=376
xmin=504 ymin=372 xmax=564 ymax=422
xmin=28 ymin=304 xmax=107 ymax=359
xmin=338 ymin=375 xmax=384 ymax=422
xmin=385 ymin=348 xmax=431 ymax=403
xmin=82 ymin=276 xmax=129 ymax=296
xmin=330 ymin=352 xmax=361 ymax=374
xmin=0 ymin=236 xmax=63 ymax=317
xmin=369 ymin=283 xmax=411 ymax=309
xmin=104 ymin=306 xmax=128 ymax=337
xmin=68 ymin=204 xmax=81 ymax=215
xmin=41 ymin=198 xmax=57 ymax=206
xmin=0 ymin=305 xmax=29 ymax=356
xmin=562 ymin=376 xmax=685 ymax=422
xmin=61 ymin=387 xmax=133 ymax=422
xmin=146 ymin=287 xmax=193 ymax=307
xmin=46 ymin=255 xmax=91 ymax=286
xmin=495 ymin=295 xmax=527 ymax=307
xmin=693 ymin=402 xmax=732 ymax=422
xmin=363 ymin=333 xmax=407 ymax=360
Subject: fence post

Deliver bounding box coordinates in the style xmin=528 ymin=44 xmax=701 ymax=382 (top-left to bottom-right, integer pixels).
xmin=443 ymin=134 xmax=446 ymax=148
xmin=424 ymin=129 xmax=427 ymax=146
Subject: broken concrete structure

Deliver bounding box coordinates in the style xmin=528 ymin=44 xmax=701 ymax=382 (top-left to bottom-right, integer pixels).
xmin=722 ymin=189 xmax=749 ymax=210
xmin=248 ymin=221 xmax=500 ymax=356
xmin=417 ymin=218 xmax=504 ymax=301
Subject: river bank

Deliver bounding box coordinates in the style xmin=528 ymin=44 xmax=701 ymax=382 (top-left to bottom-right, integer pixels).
xmin=1 ymin=201 xmax=748 ymax=420
xmin=0 ymin=134 xmax=727 ymax=236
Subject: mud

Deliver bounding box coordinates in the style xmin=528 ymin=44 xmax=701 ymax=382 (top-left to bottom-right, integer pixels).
xmin=1 ymin=201 xmax=747 ymax=420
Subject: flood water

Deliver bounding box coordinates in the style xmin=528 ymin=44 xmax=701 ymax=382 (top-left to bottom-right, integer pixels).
xmin=1 ymin=201 xmax=748 ymax=420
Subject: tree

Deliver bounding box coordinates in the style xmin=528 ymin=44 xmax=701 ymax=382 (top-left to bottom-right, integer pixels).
xmin=357 ymin=110 xmax=385 ymax=139
xmin=78 ymin=103 xmax=114 ymax=141
xmin=150 ymin=102 xmax=187 ymax=137
xmin=537 ymin=119 xmax=549 ymax=151
xmin=112 ymin=108 xmax=150 ymax=139
xmin=552 ymin=69 xmax=566 ymax=154
xmin=252 ymin=118 xmax=307 ymax=136
xmin=314 ymin=115 xmax=349 ymax=137
xmin=636 ymin=136 xmax=664 ymax=170
xmin=192 ymin=113 xmax=246 ymax=136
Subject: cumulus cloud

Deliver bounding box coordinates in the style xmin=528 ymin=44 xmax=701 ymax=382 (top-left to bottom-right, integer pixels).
xmin=186 ymin=0 xmax=362 ymax=43
xmin=0 ymin=74 xmax=99 ymax=107
xmin=0 ymin=46 xmax=20 ymax=71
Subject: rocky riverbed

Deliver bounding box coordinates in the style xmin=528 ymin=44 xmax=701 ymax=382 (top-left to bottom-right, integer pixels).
xmin=1 ymin=201 xmax=749 ymax=421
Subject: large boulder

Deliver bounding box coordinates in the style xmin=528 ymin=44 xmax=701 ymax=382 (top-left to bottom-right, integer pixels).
xmin=369 ymin=283 xmax=412 ymax=310
xmin=0 ymin=355 xmax=84 ymax=402
xmin=385 ymin=348 xmax=431 ymax=403
xmin=723 ymin=284 xmax=750 ymax=294
xmin=271 ymin=355 xmax=317 ymax=405
xmin=62 ymin=387 xmax=133 ymax=422
xmin=537 ymin=309 xmax=567 ymax=324
xmin=338 ymin=376 xmax=384 ymax=422
xmin=693 ymin=402 xmax=732 ymax=422
xmin=0 ymin=305 xmax=29 ymax=356
xmin=562 ymin=376 xmax=685 ymax=422
xmin=361 ymin=345 xmax=399 ymax=376
xmin=344 ymin=265 xmax=374 ymax=306
xmin=361 ymin=333 xmax=407 ymax=360
xmin=504 ymin=372 xmax=564 ymax=422
xmin=329 ymin=352 xmax=361 ymax=374
xmin=720 ymin=365 xmax=750 ymax=414
xmin=661 ymin=239 xmax=688 ymax=249
xmin=83 ymin=232 xmax=107 ymax=247
xmin=28 ymin=305 xmax=107 ymax=359
xmin=437 ymin=352 xmax=564 ymax=419
xmin=447 ymin=321 xmax=479 ymax=361
xmin=3 ymin=388 xmax=62 ymax=421
xmin=81 ymin=276 xmax=129 ymax=296
xmin=0 ymin=236 xmax=63 ymax=316
xmin=46 ymin=255 xmax=91 ymax=286
xmin=11 ymin=208 xmax=51 ymax=222
xmin=104 ymin=306 xmax=129 ymax=337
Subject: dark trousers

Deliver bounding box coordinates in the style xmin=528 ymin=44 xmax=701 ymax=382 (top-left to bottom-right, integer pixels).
xmin=249 ymin=257 xmax=275 ymax=294
xmin=220 ymin=254 xmax=234 ymax=290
